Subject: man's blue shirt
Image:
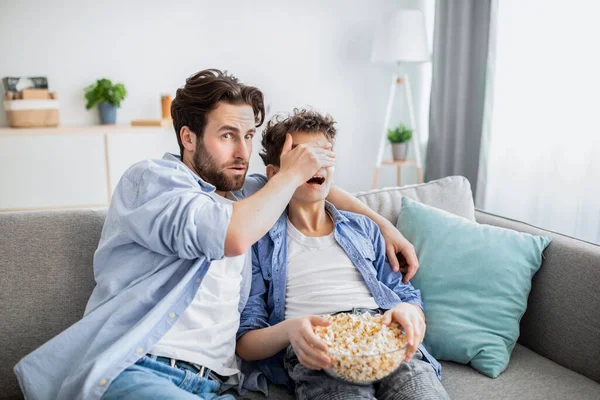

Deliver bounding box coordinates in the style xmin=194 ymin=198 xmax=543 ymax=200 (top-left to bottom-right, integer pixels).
xmin=14 ymin=153 xmax=266 ymax=400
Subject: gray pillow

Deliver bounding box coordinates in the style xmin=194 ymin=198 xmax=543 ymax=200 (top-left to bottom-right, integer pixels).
xmin=354 ymin=175 xmax=476 ymax=224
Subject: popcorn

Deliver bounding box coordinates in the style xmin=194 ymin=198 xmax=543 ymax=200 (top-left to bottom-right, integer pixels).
xmin=314 ymin=312 xmax=407 ymax=384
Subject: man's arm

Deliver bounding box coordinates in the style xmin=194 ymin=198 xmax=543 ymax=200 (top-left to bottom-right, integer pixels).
xmin=327 ymin=186 xmax=419 ymax=281
xmin=118 ymin=167 xmax=233 ymax=262
xmin=226 ymin=171 xmax=302 ymax=256
xmin=365 ymin=217 xmax=423 ymax=309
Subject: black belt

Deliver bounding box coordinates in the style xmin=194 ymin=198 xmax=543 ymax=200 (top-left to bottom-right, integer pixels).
xmin=149 ymin=354 xmax=228 ymax=383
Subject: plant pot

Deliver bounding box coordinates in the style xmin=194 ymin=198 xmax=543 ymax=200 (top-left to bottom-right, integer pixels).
xmin=391 ymin=142 xmax=409 ymax=161
xmin=98 ymin=102 xmax=117 ymax=125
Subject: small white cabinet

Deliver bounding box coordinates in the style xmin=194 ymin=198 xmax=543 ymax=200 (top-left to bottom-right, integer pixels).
xmin=0 ymin=126 xmax=178 ymax=211
xmin=106 ymin=131 xmax=179 ymax=195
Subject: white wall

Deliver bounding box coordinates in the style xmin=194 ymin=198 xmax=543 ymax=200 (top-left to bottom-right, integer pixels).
xmin=0 ymin=0 xmax=433 ymax=193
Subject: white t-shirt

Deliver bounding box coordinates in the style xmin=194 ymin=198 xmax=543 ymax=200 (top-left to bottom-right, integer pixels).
xmin=284 ymin=218 xmax=378 ymax=319
xmin=150 ymin=193 xmax=245 ymax=376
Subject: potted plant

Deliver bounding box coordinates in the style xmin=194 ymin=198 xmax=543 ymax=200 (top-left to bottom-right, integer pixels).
xmin=84 ymin=78 xmax=127 ymax=124
xmin=387 ymin=123 xmax=413 ymax=161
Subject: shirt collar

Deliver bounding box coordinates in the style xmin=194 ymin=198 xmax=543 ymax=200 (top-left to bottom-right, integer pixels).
xmin=162 ymin=152 xmax=217 ymax=193
xmin=269 ymin=201 xmax=349 ymax=241
xmin=324 ymin=201 xmax=350 ymax=224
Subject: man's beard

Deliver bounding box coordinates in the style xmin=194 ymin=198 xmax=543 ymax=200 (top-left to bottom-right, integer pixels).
xmin=192 ymin=140 xmax=248 ymax=192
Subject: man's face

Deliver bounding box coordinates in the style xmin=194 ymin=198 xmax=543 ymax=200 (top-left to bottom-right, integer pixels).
xmin=289 ymin=131 xmax=334 ymax=203
xmin=192 ymin=102 xmax=255 ymax=192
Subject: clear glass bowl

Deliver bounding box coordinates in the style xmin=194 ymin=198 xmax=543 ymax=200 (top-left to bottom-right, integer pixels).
xmin=324 ymin=343 xmax=408 ymax=385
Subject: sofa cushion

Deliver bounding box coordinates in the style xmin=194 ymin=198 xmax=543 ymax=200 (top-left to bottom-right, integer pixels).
xmin=354 ymin=175 xmax=476 ymax=224
xmin=440 ymin=344 xmax=600 ymax=400
xmin=398 ymin=197 xmax=551 ymax=378
xmin=0 ymin=210 xmax=106 ymax=400
xmin=476 ymin=210 xmax=600 ymax=383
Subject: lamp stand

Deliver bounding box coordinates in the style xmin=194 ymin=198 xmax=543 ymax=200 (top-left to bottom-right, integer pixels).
xmin=372 ymin=72 xmax=423 ymax=189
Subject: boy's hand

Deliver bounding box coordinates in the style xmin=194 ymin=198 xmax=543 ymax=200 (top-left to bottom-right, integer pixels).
xmin=382 ymin=303 xmax=426 ymax=362
xmin=380 ymin=223 xmax=419 ymax=282
xmin=286 ymin=316 xmax=331 ymax=370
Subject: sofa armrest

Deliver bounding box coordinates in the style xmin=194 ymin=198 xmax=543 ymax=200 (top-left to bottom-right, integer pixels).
xmin=475 ymin=209 xmax=600 ymax=383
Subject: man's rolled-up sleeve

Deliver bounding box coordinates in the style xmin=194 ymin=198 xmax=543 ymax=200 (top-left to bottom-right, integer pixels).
xmin=237 ymin=245 xmax=271 ymax=340
xmin=117 ymin=167 xmax=232 ymax=261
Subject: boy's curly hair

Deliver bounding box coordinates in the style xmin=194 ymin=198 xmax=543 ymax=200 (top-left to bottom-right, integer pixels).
xmin=259 ymin=108 xmax=337 ymax=166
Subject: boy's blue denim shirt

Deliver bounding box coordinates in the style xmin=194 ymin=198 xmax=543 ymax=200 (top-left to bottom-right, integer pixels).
xmin=237 ymin=202 xmax=442 ymax=391
xmin=13 ymin=153 xmax=267 ymax=400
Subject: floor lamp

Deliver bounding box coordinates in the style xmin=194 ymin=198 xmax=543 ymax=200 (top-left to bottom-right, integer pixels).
xmin=371 ymin=9 xmax=431 ymax=189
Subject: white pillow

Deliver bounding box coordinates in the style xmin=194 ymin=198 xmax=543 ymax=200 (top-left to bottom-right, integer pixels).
xmin=354 ymin=175 xmax=476 ymax=224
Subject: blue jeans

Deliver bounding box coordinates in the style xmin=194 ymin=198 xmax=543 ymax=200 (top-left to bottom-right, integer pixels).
xmin=102 ymin=355 xmax=236 ymax=400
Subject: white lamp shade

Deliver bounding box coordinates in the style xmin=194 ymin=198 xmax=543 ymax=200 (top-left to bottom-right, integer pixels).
xmin=371 ymin=9 xmax=430 ymax=63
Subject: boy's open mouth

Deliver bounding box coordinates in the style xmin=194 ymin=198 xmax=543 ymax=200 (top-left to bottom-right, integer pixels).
xmin=306 ymin=176 xmax=325 ymax=185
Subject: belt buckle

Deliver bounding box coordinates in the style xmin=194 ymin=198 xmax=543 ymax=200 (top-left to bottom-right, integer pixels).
xmin=169 ymin=358 xmax=218 ymax=381
xmin=170 ymin=358 xmax=206 ymax=378
xmin=191 ymin=362 xmax=206 ymax=377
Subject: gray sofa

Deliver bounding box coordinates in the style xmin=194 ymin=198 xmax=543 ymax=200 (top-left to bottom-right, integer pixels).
xmin=1 ymin=178 xmax=600 ymax=400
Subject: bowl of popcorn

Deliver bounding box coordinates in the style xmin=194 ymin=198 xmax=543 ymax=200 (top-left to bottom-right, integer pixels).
xmin=314 ymin=312 xmax=408 ymax=385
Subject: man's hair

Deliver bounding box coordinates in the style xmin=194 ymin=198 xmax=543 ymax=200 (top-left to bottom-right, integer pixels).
xmin=171 ymin=69 xmax=265 ymax=157
xmin=259 ymin=108 xmax=337 ymax=166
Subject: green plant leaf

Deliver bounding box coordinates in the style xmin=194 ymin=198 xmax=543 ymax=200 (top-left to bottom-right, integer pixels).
xmin=387 ymin=123 xmax=413 ymax=143
xmin=83 ymin=78 xmax=127 ymax=109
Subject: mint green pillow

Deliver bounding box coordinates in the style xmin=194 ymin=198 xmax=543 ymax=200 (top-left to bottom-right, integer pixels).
xmin=398 ymin=197 xmax=551 ymax=378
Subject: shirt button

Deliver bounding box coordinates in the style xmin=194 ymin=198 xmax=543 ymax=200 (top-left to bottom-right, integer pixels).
xmin=168 ymin=312 xmax=176 ymax=319
xmin=99 ymin=379 xmax=108 ymax=387
xmin=136 ymin=347 xmax=144 ymax=355
xmin=196 ymin=278 xmax=202 ymax=283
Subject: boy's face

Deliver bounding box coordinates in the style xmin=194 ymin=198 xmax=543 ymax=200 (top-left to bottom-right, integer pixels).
xmin=288 ymin=131 xmax=334 ymax=203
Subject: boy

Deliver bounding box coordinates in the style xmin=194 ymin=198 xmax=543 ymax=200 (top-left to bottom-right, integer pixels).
xmin=236 ymin=109 xmax=449 ymax=399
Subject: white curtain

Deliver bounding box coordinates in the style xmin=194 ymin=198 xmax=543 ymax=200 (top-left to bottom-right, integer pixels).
xmin=479 ymin=0 xmax=600 ymax=244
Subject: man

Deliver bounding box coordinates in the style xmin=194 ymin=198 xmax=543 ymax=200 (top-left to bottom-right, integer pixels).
xmin=14 ymin=69 xmax=419 ymax=400
xmin=236 ymin=109 xmax=449 ymax=399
